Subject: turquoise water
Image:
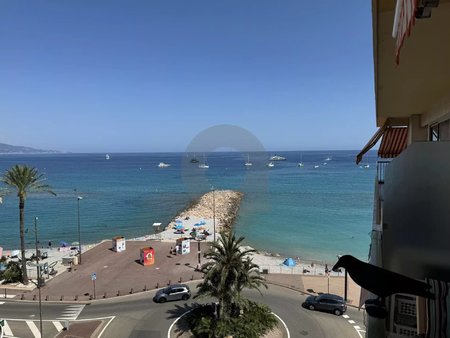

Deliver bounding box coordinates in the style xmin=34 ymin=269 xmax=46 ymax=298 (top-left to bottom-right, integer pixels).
xmin=0 ymin=151 xmax=376 ymax=262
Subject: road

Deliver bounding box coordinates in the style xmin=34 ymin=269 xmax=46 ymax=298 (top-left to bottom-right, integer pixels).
xmin=0 ymin=284 xmax=365 ymax=338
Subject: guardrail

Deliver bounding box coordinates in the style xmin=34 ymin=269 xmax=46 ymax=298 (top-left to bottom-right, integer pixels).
xmin=377 ymin=160 xmax=391 ymax=184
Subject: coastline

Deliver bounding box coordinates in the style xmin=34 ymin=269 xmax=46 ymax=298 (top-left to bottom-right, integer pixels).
xmin=2 ymin=189 xmax=339 ymax=279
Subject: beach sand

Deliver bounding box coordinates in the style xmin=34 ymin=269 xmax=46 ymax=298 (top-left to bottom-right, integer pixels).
xmin=1 ymin=189 xmax=360 ymax=306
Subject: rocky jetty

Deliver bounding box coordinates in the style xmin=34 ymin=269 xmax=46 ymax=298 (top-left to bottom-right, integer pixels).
xmin=175 ymin=190 xmax=243 ymax=231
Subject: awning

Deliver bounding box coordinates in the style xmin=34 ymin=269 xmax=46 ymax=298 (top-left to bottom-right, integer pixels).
xmin=378 ymin=126 xmax=408 ymax=159
xmin=356 ymin=123 xmax=408 ymax=164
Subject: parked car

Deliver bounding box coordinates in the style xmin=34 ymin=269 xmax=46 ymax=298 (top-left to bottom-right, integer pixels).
xmin=302 ymin=293 xmax=347 ymax=315
xmin=154 ymin=284 xmax=191 ymax=303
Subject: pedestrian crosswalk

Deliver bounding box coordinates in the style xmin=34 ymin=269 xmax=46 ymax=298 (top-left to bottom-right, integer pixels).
xmin=0 ymin=304 xmax=85 ymax=337
xmin=2 ymin=319 xmax=65 ymax=338
xmin=56 ymin=304 xmax=85 ymax=320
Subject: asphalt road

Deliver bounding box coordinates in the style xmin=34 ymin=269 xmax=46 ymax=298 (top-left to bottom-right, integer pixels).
xmin=0 ymin=284 xmax=365 ymax=338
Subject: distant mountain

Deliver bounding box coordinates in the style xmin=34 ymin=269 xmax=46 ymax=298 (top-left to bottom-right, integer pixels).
xmin=0 ymin=143 xmax=59 ymax=154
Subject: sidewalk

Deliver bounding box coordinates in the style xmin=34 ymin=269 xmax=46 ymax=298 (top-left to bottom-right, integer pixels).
xmin=23 ymin=239 xmax=205 ymax=301
xmin=7 ymin=238 xmax=361 ymax=307
xmin=265 ymin=273 xmax=361 ymax=307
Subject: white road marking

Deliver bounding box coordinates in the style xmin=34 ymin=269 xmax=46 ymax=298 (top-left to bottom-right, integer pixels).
xmin=97 ymin=316 xmax=115 ymax=338
xmin=168 ymin=309 xmax=192 ymax=338
xmin=271 ymin=312 xmax=291 ymax=338
xmin=53 ymin=321 xmax=64 ymax=331
xmin=0 ymin=302 xmax=4 ymax=305
xmin=342 ymin=313 xmax=366 ymax=338
xmin=3 ymin=320 xmax=13 ymax=336
xmin=25 ymin=320 xmax=41 ymax=338
xmin=56 ymin=305 xmax=85 ymax=320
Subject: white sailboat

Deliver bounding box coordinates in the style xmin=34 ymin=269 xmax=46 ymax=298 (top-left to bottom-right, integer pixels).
xmin=199 ymin=154 xmax=209 ymax=169
xmin=105 ymin=154 xmax=110 ymax=160
xmin=298 ymin=153 xmax=304 ymax=167
xmin=244 ymin=154 xmax=252 ymax=166
xmin=269 ymin=155 xmax=286 ymax=161
xmin=158 ymin=162 xmax=171 ymax=168
xmin=266 ymin=161 xmax=275 ymax=168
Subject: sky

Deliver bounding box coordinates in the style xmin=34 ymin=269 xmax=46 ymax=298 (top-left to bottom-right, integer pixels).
xmin=0 ymin=1 xmax=376 ymax=153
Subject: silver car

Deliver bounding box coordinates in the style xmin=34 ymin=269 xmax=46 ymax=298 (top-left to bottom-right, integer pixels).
xmin=154 ymin=284 xmax=191 ymax=303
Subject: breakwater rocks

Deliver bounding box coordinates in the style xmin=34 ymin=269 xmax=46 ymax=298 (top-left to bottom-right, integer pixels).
xmin=176 ymin=190 xmax=243 ymax=231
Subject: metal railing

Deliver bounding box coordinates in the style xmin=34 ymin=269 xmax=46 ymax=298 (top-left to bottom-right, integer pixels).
xmin=377 ymin=160 xmax=392 ymax=184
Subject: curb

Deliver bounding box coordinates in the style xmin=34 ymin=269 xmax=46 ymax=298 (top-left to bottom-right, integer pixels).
xmin=167 ymin=309 xmax=290 ymax=338
xmin=265 ymin=281 xmax=361 ymax=309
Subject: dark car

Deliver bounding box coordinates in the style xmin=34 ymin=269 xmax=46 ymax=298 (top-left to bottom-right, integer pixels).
xmin=154 ymin=284 xmax=191 ymax=303
xmin=303 ymin=293 xmax=347 ymax=315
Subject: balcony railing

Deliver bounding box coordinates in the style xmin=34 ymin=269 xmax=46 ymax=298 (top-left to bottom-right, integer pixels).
xmin=377 ymin=159 xmax=392 ymax=184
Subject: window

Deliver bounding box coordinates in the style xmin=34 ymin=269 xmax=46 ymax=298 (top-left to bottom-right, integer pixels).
xmin=430 ymin=123 xmax=439 ymax=141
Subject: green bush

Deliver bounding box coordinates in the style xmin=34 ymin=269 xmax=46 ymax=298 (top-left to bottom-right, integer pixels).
xmin=1 ymin=261 xmax=22 ymax=283
xmin=187 ymin=301 xmax=278 ymax=338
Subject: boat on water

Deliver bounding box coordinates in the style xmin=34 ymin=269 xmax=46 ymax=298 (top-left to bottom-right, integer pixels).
xmin=314 ymin=165 xmax=320 ymax=169
xmin=190 ymin=154 xmax=199 ymax=163
xmin=298 ymin=153 xmax=304 ymax=167
xmin=199 ymin=154 xmax=209 ymax=169
xmin=325 ymin=157 xmax=332 ymax=161
xmin=363 ymin=164 xmax=370 ymax=169
xmin=266 ymin=162 xmax=275 ymax=168
xmin=105 ymin=154 xmax=110 ymax=160
xmin=158 ymin=162 xmax=171 ymax=168
xmin=244 ymin=154 xmax=252 ymax=166
xmin=269 ymin=155 xmax=286 ymax=161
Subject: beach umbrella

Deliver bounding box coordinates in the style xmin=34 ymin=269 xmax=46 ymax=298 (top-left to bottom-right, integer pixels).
xmin=71 ymin=241 xmax=79 ymax=246
xmin=283 ymin=258 xmax=296 ymax=267
xmin=175 ymin=225 xmax=184 ymax=230
xmin=60 ymin=241 xmax=68 ymax=247
xmin=194 ymin=223 xmax=201 ymax=227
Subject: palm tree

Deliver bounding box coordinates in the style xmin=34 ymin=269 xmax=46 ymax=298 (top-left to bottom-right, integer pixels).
xmin=196 ymin=231 xmax=267 ymax=321
xmin=1 ymin=165 xmax=56 ymax=284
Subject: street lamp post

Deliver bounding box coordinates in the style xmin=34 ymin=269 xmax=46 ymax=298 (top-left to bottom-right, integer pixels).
xmin=34 ymin=217 xmax=43 ymax=338
xmin=77 ymin=196 xmax=83 ymax=264
xmin=337 ymin=254 xmax=348 ymax=302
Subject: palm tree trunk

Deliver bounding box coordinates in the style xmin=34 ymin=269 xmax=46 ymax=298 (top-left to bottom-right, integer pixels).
xmin=19 ymin=198 xmax=28 ymax=285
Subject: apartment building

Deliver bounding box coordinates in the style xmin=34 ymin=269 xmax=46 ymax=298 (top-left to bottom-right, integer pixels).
xmin=356 ymin=1 xmax=450 ymax=337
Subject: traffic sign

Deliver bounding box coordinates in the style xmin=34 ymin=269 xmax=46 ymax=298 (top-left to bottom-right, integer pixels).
xmin=91 ymin=273 xmax=96 ymax=281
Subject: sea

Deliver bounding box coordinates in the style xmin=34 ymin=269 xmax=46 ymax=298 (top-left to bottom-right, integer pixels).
xmin=0 ymin=150 xmax=377 ymax=263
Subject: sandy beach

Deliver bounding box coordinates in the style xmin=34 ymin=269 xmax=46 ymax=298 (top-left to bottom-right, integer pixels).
xmin=1 ymin=189 xmax=359 ymax=305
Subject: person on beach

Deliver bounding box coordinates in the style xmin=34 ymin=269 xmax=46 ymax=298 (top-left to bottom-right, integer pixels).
xmin=170 ymin=247 xmax=173 ymax=255
xmin=48 ymin=241 xmax=52 ymax=249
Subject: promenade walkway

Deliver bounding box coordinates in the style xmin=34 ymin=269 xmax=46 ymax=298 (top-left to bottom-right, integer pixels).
xmin=3 ymin=239 xmax=361 ymax=307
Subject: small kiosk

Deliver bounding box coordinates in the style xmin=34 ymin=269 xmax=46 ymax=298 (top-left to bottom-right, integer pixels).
xmin=140 ymin=247 xmax=155 ymax=266
xmin=112 ymin=236 xmax=126 ymax=252
xmin=176 ymin=238 xmax=190 ymax=255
